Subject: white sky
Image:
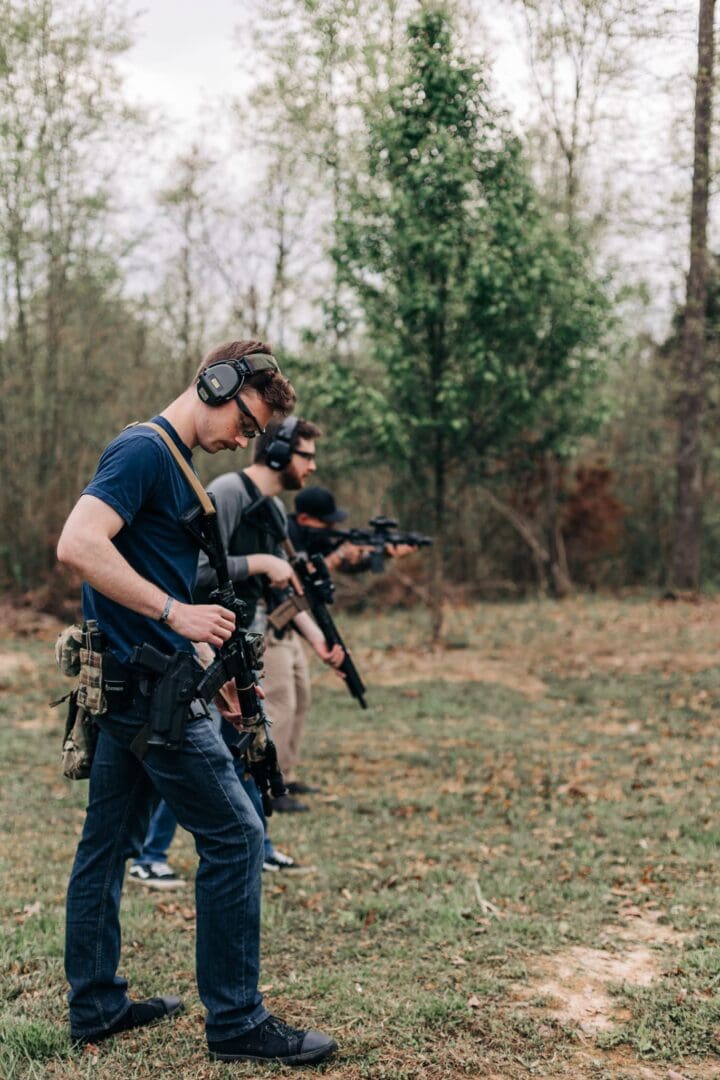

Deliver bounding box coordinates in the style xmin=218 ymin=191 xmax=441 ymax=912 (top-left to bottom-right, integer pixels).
xmin=118 ymin=0 xmax=252 ymax=130
xmin=116 ymin=0 xmax=698 ymax=340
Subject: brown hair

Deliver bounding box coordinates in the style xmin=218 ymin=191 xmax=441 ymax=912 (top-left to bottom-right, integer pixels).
xmin=195 ymin=339 xmax=296 ymax=417
xmin=254 ymin=418 xmax=323 ymax=465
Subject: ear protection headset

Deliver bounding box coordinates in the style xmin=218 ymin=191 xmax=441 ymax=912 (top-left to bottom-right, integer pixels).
xmin=264 ymin=416 xmax=299 ymax=471
xmin=196 ymin=353 xmax=280 ymax=407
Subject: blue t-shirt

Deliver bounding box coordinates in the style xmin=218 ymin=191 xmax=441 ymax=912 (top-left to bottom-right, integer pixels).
xmin=81 ymin=416 xmax=201 ymax=665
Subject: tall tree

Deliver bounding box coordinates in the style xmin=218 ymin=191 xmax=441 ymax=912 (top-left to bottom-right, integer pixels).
xmin=671 ymin=0 xmax=717 ymax=588
xmin=334 ymin=5 xmax=610 ymax=640
xmin=154 ymin=146 xmax=214 ymax=391
xmin=0 ymin=0 xmax=143 ymax=585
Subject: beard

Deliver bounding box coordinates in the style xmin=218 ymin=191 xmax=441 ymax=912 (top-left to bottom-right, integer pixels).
xmin=280 ymin=462 xmax=304 ymax=491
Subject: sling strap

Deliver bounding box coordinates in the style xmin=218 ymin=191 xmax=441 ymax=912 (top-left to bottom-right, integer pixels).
xmin=128 ymin=421 xmax=215 ymax=516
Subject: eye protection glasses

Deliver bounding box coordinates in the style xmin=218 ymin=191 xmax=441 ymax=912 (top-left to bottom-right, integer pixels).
xmin=234 ymin=395 xmax=265 ymax=438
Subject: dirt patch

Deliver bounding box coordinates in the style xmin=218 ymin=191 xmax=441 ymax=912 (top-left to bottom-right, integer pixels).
xmin=530 ymin=942 xmax=657 ymax=1033
xmin=0 ymin=650 xmax=38 ymax=682
xmin=544 ymin=1047 xmax=720 ymax=1079
xmin=519 ymin=912 xmax=685 ymax=1037
xmin=369 ymin=652 xmax=547 ymax=695
xmin=0 ymin=600 xmax=64 ymax=639
xmin=316 ymin=648 xmax=548 ymax=697
xmin=319 ymin=595 xmax=720 ymax=701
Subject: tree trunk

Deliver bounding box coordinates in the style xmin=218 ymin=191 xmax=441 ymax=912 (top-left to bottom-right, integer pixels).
xmin=430 ymin=432 xmax=445 ymax=647
xmin=544 ymin=451 xmax=573 ymax=597
xmin=671 ymin=0 xmax=716 ymax=590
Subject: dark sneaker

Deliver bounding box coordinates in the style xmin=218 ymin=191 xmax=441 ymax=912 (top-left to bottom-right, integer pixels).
xmin=286 ymin=781 xmax=321 ymax=795
xmin=263 ymin=850 xmax=315 ymax=874
xmin=72 ymin=995 xmax=184 ymax=1046
xmin=208 ymin=1014 xmax=337 ymax=1065
xmin=128 ymin=862 xmax=186 ymax=890
xmin=270 ymin=794 xmax=309 ymax=813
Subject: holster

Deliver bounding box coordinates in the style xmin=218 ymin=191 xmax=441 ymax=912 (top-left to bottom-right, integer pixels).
xmin=126 ymin=644 xmax=206 ymax=760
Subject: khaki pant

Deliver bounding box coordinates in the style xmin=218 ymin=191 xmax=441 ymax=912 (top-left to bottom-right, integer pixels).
xmin=262 ymin=629 xmax=311 ymax=782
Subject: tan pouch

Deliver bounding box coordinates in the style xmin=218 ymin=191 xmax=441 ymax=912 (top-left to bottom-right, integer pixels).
xmin=77 ymin=645 xmax=107 ymax=716
xmin=60 ymin=689 xmax=99 ymax=780
xmin=55 ymin=624 xmax=83 ymax=677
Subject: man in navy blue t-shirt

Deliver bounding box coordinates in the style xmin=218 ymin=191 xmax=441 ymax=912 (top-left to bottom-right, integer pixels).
xmin=56 ymin=339 xmax=338 ymax=1066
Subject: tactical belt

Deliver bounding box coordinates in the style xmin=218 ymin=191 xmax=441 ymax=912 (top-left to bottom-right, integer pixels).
xmin=102 ymin=653 xmax=154 ymax=721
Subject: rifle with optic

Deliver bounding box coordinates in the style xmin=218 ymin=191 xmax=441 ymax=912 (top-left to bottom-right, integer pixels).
xmin=242 ymin=496 xmax=368 ymax=709
xmin=307 ymin=515 xmax=433 ymax=572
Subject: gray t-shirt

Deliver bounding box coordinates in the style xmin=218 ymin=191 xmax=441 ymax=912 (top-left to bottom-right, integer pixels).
xmin=194 ymin=471 xmax=287 ymax=628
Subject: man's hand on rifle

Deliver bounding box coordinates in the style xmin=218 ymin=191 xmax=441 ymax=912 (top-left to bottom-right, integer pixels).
xmin=326 ymin=542 xmax=367 ymax=571
xmin=168 ymin=600 xmax=236 ymax=646
xmin=246 ymin=553 xmax=293 ymax=588
xmin=308 ymin=634 xmax=346 ymax=678
xmin=213 ymin=678 xmax=266 ymax=731
xmin=385 ymin=542 xmax=416 ymax=559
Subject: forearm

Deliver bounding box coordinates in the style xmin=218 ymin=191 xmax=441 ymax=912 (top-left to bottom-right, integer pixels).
xmin=196 ymin=549 xmax=249 ymax=588
xmin=292 ymin=610 xmax=325 ymax=649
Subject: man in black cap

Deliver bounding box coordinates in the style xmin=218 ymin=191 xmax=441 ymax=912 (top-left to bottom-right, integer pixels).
xmin=271 ymin=487 xmax=416 ymax=808
xmin=290 ymin=486 xmax=417 ymax=574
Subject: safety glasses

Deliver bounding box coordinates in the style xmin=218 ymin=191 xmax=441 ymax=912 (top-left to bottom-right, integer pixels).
xmin=234 ymin=395 xmax=265 ymax=438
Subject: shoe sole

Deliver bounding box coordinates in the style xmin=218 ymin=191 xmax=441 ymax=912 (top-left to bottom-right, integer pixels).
xmin=263 ymin=865 xmax=317 ymax=875
xmin=128 ymin=877 xmax=186 ymax=890
xmin=209 ymin=1039 xmax=337 ymax=1065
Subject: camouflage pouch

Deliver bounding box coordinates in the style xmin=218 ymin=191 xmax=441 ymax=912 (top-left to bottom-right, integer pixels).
xmin=55 ymin=624 xmax=83 ymax=677
xmin=51 ymin=620 xmax=105 ymax=780
xmin=77 ymin=620 xmax=107 ymax=717
xmin=61 ymin=689 xmax=99 ymax=781
xmin=243 ymin=718 xmax=268 ymax=763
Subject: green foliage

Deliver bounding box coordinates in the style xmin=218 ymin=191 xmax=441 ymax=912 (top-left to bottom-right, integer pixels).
xmin=329 ymin=5 xmax=612 ymax=497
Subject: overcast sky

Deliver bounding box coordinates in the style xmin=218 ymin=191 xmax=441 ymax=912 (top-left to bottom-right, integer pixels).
xmin=118 ymin=0 xmax=530 ymax=132
xmin=118 ymin=0 xmax=252 ymax=128
xmin=116 ymin=0 xmax=697 ymax=337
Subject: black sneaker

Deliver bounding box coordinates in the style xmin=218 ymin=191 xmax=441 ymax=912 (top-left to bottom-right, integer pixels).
xmin=129 ymin=862 xmax=185 ymax=890
xmin=270 ymin=794 xmax=309 ymax=813
xmin=72 ymin=995 xmax=184 ymax=1046
xmin=208 ymin=1014 xmax=337 ymax=1065
xmin=263 ymin=850 xmax=315 ymax=874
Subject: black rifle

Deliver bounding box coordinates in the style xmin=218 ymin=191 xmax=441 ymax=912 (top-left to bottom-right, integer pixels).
xmin=308 ymin=515 xmax=433 ymax=572
xmin=242 ymin=495 xmax=368 ymax=709
xmin=283 ymin=535 xmax=368 ymax=709
xmin=180 ymin=501 xmax=287 ymax=814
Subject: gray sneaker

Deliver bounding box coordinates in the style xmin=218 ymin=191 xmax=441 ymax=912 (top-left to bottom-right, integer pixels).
xmin=129 ymin=862 xmax=186 ymax=889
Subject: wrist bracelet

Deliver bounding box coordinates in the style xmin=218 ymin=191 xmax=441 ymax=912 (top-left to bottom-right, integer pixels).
xmin=158 ymin=595 xmax=174 ymax=624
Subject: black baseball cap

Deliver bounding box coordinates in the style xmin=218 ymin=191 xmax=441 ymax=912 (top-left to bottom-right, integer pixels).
xmin=294 ymin=486 xmax=348 ymax=524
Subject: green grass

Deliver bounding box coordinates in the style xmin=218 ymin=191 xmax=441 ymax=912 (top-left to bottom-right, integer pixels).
xmin=2 ymin=597 xmax=720 ymax=1077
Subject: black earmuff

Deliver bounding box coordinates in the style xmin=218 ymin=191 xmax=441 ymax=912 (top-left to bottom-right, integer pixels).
xmin=265 ymin=416 xmax=299 ymax=471
xmin=196 ymin=353 xmax=279 ymax=407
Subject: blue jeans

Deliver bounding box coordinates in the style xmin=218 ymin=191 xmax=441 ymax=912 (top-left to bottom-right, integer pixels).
xmin=132 ymin=714 xmax=276 ymax=865
xmin=65 ymin=709 xmax=269 ymax=1042
xmin=133 ymin=798 xmax=177 ymax=864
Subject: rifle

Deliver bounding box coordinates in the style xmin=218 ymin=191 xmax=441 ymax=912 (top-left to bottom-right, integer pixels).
xmin=242 ymin=495 xmax=368 ymax=709
xmin=308 ymin=515 xmax=433 ymax=573
xmin=282 ymin=536 xmax=367 ymax=709
xmin=180 ymin=500 xmax=287 ymax=814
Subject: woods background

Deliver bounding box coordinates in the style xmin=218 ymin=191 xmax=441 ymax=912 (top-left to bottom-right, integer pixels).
xmin=2 ymin=0 xmax=719 ymax=632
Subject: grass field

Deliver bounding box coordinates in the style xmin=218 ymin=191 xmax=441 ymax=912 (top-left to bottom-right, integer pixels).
xmin=3 ymin=596 xmax=720 ymax=1079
